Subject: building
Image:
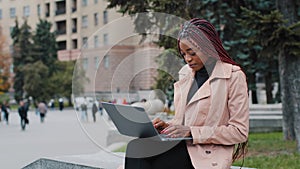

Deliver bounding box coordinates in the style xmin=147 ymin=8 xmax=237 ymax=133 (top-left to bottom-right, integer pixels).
xmin=0 ymin=0 xmax=162 ymax=101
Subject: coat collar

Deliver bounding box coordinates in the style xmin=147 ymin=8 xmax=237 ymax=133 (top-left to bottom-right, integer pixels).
xmin=174 ymin=60 xmax=233 ymax=106
xmin=209 ymin=60 xmax=232 ymax=81
xmin=175 ymin=60 xmax=233 ymax=85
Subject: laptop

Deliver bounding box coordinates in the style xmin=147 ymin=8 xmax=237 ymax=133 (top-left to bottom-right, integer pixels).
xmin=102 ymin=102 xmax=192 ymax=141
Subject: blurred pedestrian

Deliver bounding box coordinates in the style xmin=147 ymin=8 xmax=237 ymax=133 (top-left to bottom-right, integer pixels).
xmin=48 ymin=99 xmax=55 ymax=111
xmin=80 ymin=102 xmax=88 ymax=121
xmin=98 ymin=101 xmax=103 ymax=116
xmin=92 ymin=101 xmax=98 ymax=122
xmin=1 ymin=101 xmax=10 ymax=124
xmin=80 ymin=97 xmax=88 ymax=121
xmin=58 ymin=98 xmax=64 ymax=111
xmin=38 ymin=102 xmax=47 ymax=123
xmin=18 ymin=100 xmax=29 ymax=130
xmin=1 ymin=101 xmax=9 ymax=124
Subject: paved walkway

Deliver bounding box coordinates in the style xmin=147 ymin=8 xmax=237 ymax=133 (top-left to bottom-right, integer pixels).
xmin=0 ymin=108 xmax=115 ymax=169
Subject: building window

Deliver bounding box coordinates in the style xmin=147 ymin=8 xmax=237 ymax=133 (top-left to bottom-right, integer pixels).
xmin=72 ymin=0 xmax=77 ymax=12
xmin=94 ymin=13 xmax=99 ymax=26
xmin=10 ymin=8 xmax=16 ymax=18
xmin=82 ymin=58 xmax=88 ymax=70
xmin=0 ymin=9 xmax=2 ymax=19
xmin=37 ymin=4 xmax=41 ymax=16
xmin=94 ymin=0 xmax=98 ymax=4
xmin=82 ymin=37 xmax=88 ymax=48
xmin=103 ymin=33 xmax=108 ymax=45
xmin=82 ymin=15 xmax=88 ymax=28
xmin=57 ymin=41 xmax=67 ymax=50
xmin=104 ymin=55 xmax=109 ymax=68
xmin=94 ymin=56 xmax=99 ymax=69
xmin=45 ymin=3 xmax=50 ymax=17
xmin=94 ymin=35 xmax=99 ymax=48
xmin=23 ymin=6 xmax=30 ymax=17
xmin=72 ymin=39 xmax=78 ymax=49
xmin=103 ymin=10 xmax=108 ymax=24
xmin=82 ymin=0 xmax=88 ymax=6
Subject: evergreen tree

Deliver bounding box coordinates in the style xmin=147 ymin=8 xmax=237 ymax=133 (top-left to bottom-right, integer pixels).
xmin=32 ymin=19 xmax=57 ymax=75
xmin=276 ymin=0 xmax=300 ymax=151
xmin=11 ymin=19 xmax=33 ymax=101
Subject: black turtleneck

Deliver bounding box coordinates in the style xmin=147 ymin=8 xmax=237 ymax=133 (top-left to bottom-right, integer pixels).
xmin=195 ymin=66 xmax=209 ymax=89
xmin=186 ymin=60 xmax=216 ymax=104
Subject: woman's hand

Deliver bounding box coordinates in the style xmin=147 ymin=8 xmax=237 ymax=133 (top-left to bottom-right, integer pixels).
xmin=161 ymin=125 xmax=191 ymax=138
xmin=152 ymin=118 xmax=169 ymax=133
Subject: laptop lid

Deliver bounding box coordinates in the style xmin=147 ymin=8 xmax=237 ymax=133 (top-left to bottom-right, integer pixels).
xmin=102 ymin=102 xmax=159 ymax=138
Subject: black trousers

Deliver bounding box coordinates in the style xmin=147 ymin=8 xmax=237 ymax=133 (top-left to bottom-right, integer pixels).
xmin=125 ymin=139 xmax=194 ymax=169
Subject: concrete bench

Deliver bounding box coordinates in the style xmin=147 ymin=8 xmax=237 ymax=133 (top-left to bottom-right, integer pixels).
xmin=249 ymin=104 xmax=282 ymax=133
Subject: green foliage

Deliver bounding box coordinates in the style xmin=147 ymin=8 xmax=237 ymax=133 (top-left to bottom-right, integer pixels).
xmin=269 ymin=21 xmax=300 ymax=57
xmin=32 ymin=19 xmax=58 ymax=75
xmin=10 ymin=18 xmax=75 ymax=103
xmin=11 ymin=19 xmax=33 ymax=101
xmin=237 ymin=154 xmax=300 ymax=169
xmin=49 ymin=60 xmax=76 ymax=98
xmin=22 ymin=61 xmax=49 ymax=102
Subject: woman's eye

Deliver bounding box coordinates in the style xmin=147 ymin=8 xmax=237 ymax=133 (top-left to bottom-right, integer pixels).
xmin=189 ymin=52 xmax=196 ymax=56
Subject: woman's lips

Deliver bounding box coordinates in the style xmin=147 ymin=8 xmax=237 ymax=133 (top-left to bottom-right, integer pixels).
xmin=189 ymin=64 xmax=197 ymax=68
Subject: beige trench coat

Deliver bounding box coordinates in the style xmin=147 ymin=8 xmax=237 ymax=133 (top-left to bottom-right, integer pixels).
xmin=169 ymin=60 xmax=249 ymax=169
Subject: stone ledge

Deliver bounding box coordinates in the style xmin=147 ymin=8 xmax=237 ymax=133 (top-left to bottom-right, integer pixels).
xmin=22 ymin=158 xmax=102 ymax=169
xmin=22 ymin=151 xmax=124 ymax=169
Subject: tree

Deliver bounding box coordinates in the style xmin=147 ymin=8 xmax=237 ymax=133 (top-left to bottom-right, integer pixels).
xmin=32 ymin=19 xmax=57 ymax=75
xmin=11 ymin=19 xmax=33 ymax=102
xmin=23 ymin=61 xmax=49 ymax=102
xmin=238 ymin=8 xmax=281 ymax=104
xmin=275 ymin=0 xmax=300 ymax=151
xmin=0 ymin=26 xmax=11 ymax=94
xmin=11 ymin=19 xmax=61 ymax=103
xmin=242 ymin=0 xmax=300 ymax=152
xmin=50 ymin=60 xmax=78 ymax=106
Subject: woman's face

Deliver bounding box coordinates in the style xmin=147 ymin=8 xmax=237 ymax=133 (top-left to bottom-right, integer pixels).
xmin=179 ymin=39 xmax=209 ymax=71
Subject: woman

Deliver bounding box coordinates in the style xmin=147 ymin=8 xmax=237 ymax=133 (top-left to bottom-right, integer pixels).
xmin=124 ymin=18 xmax=249 ymax=169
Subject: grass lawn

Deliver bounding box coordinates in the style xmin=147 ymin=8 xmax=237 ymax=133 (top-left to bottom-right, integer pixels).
xmin=233 ymin=132 xmax=300 ymax=169
xmin=115 ymin=132 xmax=300 ymax=169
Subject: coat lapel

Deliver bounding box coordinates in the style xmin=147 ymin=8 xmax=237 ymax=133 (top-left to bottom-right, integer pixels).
xmin=186 ymin=80 xmax=211 ymax=106
xmin=184 ymin=61 xmax=232 ymax=106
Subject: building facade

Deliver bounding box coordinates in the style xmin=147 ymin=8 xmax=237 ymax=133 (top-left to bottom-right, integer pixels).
xmin=0 ymin=0 xmax=161 ymax=100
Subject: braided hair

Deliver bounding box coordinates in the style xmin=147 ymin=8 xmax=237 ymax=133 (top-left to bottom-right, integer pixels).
xmin=178 ymin=18 xmax=238 ymax=66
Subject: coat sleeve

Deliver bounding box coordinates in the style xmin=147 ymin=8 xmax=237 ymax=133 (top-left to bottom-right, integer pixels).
xmin=190 ymin=69 xmax=249 ymax=145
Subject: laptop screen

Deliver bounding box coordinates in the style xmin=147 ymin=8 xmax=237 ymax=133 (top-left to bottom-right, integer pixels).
xmin=102 ymin=102 xmax=159 ymax=138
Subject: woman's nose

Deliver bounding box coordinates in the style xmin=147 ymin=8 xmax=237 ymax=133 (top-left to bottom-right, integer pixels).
xmin=184 ymin=55 xmax=192 ymax=62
